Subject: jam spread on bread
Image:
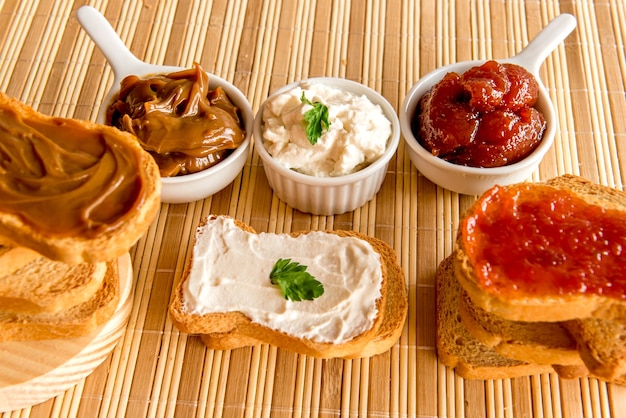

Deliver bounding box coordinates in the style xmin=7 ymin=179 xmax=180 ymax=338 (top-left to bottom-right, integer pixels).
xmin=0 ymin=102 xmax=150 ymax=238
xmin=460 ymin=183 xmax=626 ymax=298
xmin=415 ymin=61 xmax=546 ymax=167
xmin=106 ymin=63 xmax=245 ymax=177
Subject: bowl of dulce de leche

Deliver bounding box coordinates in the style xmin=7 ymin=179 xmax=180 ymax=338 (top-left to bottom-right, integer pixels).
xmin=78 ymin=6 xmax=252 ymax=204
xmin=400 ymin=14 xmax=576 ymax=195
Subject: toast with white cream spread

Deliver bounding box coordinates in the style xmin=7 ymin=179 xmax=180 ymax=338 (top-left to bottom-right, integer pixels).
xmin=169 ymin=215 xmax=408 ymax=359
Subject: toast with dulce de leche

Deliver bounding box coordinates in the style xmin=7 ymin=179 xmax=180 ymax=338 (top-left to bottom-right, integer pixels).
xmin=0 ymin=92 xmax=161 ymax=265
xmin=0 ymin=92 xmax=160 ymax=342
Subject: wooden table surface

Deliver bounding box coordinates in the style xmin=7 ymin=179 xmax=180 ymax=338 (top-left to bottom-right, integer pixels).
xmin=1 ymin=0 xmax=626 ymax=417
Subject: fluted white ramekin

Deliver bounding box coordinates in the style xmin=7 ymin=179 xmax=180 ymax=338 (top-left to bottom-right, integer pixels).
xmin=253 ymin=77 xmax=400 ymax=215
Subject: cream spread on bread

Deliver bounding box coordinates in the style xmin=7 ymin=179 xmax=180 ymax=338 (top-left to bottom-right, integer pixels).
xmin=182 ymin=216 xmax=383 ymax=344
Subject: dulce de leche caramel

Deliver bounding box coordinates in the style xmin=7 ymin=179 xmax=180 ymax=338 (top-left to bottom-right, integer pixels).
xmin=0 ymin=97 xmax=152 ymax=238
xmin=105 ymin=63 xmax=245 ymax=177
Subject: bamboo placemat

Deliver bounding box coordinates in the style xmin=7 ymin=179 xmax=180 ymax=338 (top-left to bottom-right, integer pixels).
xmin=1 ymin=0 xmax=626 ymax=416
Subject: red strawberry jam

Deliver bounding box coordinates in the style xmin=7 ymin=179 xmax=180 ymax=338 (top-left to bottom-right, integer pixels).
xmin=460 ymin=183 xmax=626 ymax=298
xmin=415 ymin=61 xmax=545 ymax=168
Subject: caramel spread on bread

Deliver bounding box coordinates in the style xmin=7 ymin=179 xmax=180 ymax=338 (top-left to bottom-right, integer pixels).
xmin=0 ymin=100 xmax=151 ymax=238
xmin=106 ymin=62 xmax=245 ymax=177
xmin=460 ymin=183 xmax=626 ymax=299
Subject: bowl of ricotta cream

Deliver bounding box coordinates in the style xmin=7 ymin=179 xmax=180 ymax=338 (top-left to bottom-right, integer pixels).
xmin=253 ymin=77 xmax=400 ymax=215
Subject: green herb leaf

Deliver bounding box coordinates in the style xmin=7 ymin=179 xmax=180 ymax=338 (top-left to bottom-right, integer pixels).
xmin=269 ymin=258 xmax=324 ymax=302
xmin=300 ymin=91 xmax=331 ymax=145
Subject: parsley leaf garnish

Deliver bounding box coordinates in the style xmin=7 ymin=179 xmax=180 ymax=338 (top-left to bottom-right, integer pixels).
xmin=269 ymin=258 xmax=324 ymax=302
xmin=300 ymin=91 xmax=331 ymax=145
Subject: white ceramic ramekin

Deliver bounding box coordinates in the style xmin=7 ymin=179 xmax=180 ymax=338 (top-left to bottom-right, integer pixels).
xmin=253 ymin=77 xmax=400 ymax=215
xmin=400 ymin=14 xmax=576 ymax=195
xmin=78 ymin=5 xmax=252 ymax=204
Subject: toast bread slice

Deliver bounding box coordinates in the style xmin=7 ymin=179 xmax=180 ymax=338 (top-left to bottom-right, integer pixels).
xmin=0 ymin=246 xmax=40 ymax=276
xmin=459 ymin=290 xmax=583 ymax=366
xmin=0 ymin=259 xmax=119 ymax=341
xmin=563 ymin=318 xmax=626 ymax=381
xmin=197 ymin=230 xmax=408 ymax=358
xmin=170 ymin=216 xmax=408 ymax=359
xmin=199 ymin=332 xmax=261 ymax=351
xmin=0 ymin=256 xmax=107 ymax=314
xmin=458 ymin=286 xmax=626 ymax=383
xmin=436 ymin=254 xmax=554 ymax=379
xmin=0 ymin=92 xmax=161 ymax=265
xmin=455 ymin=175 xmax=626 ymax=322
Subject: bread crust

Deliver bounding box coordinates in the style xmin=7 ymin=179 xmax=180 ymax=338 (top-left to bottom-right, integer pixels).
xmin=455 ymin=175 xmax=626 ymax=322
xmin=0 ymin=93 xmax=161 ymax=264
xmin=169 ymin=215 xmax=407 ymax=359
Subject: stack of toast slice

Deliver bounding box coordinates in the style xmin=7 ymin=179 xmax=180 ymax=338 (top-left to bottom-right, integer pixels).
xmin=436 ymin=175 xmax=626 ymax=384
xmin=0 ymin=92 xmax=162 ymax=342
xmin=0 ymin=246 xmax=120 ymax=341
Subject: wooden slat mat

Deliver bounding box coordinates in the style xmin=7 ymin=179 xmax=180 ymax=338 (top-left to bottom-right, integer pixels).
xmin=1 ymin=0 xmax=626 ymax=416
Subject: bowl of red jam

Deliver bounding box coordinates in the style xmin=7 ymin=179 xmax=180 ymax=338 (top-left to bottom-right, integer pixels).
xmin=400 ymin=14 xmax=576 ymax=195
xmin=78 ymin=6 xmax=252 ymax=204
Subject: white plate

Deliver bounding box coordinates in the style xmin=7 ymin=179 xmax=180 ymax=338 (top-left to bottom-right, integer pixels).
xmin=0 ymin=254 xmax=133 ymax=412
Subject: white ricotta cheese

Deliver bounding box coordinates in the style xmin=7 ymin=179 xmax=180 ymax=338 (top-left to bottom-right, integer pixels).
xmin=182 ymin=216 xmax=383 ymax=344
xmin=261 ymin=82 xmax=392 ymax=177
